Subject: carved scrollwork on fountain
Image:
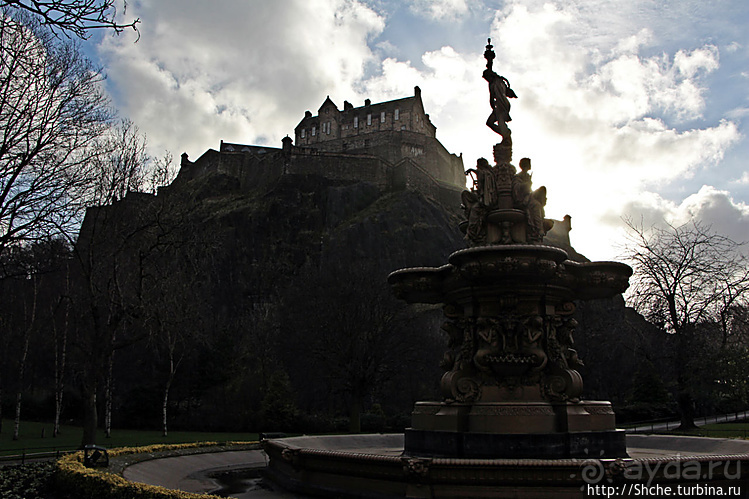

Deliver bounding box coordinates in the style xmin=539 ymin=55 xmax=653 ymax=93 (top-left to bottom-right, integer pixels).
xmin=441 ymin=369 xmax=482 ymax=403
xmin=542 ymin=369 xmax=583 ymax=402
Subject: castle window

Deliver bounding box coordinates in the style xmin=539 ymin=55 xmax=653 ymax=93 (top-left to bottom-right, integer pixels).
xmin=367 ymin=113 xmax=372 ymax=126
xmin=301 ymin=129 xmax=305 ymax=138
xmin=312 ymin=126 xmax=316 ymax=136
xmin=380 ymin=111 xmax=385 ymax=123
xmin=395 ymin=108 xmax=400 ymax=120
xmin=354 ymin=116 xmax=358 ymax=128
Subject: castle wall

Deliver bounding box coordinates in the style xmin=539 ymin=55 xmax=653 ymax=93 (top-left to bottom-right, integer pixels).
xmin=295 ymin=130 xmax=464 ymax=188
xmin=287 ymin=149 xmax=391 ymax=191
xmin=170 ymin=138 xmax=462 ymax=208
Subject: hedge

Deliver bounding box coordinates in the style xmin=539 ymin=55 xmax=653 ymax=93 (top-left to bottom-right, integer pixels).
xmin=55 ymin=441 xmax=257 ymax=499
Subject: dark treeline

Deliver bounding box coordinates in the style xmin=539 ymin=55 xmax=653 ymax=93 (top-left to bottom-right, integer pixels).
xmin=1 ymin=171 xmax=461 ymax=444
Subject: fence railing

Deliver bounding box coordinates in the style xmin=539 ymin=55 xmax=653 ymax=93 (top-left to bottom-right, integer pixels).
xmin=0 ymin=446 xmax=76 ymax=465
xmin=625 ymin=410 xmax=749 ymax=434
xmin=0 ymin=439 xmax=253 ymax=465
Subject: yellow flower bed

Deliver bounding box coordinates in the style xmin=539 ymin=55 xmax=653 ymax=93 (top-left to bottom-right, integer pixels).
xmin=55 ymin=441 xmax=258 ymax=499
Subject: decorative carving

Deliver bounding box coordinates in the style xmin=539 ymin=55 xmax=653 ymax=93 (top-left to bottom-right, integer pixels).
xmin=401 ymin=457 xmax=432 ymax=478
xmin=441 ymin=369 xmax=482 ymax=403
xmin=557 ymin=302 xmax=576 ymax=316
xmin=542 ymin=367 xmax=583 ymax=402
xmin=281 ymin=448 xmax=301 ymax=467
xmin=469 ymin=405 xmax=556 ymax=416
xmin=584 ymin=405 xmax=616 ymax=415
xmin=462 ymin=156 xmax=553 ymax=246
xmin=462 ymin=189 xmax=486 ymax=245
xmin=436 ymin=312 xmax=588 ymax=403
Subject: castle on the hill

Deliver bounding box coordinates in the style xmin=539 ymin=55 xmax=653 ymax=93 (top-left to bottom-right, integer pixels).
xmin=294 ymin=86 xmax=465 ymax=188
xmin=81 ymin=85 xmax=575 ymax=256
xmin=171 ymin=87 xmax=466 ymax=204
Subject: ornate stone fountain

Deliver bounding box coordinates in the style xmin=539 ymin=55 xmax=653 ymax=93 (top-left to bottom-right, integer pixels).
xmin=388 ymin=41 xmax=632 ymax=460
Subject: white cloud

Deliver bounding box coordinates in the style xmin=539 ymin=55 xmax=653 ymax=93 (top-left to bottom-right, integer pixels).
xmin=726 ymin=42 xmax=742 ymax=53
xmin=616 ymin=186 xmax=749 ymax=246
xmin=99 ymin=0 xmax=385 ymax=158
xmin=406 ymin=0 xmax=469 ymax=21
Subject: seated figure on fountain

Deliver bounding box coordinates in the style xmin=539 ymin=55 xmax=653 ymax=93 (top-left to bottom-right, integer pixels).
xmin=512 ymin=158 xmax=550 ymax=243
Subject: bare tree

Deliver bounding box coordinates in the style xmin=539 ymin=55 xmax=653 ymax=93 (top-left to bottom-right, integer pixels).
xmin=72 ymin=207 xmax=152 ymax=445
xmin=68 ymin=120 xmax=154 ymax=446
xmin=142 ymin=225 xmax=207 ymax=438
xmin=0 ymin=11 xmax=111 ymax=254
xmin=146 ymin=150 xmax=176 ymax=195
xmin=623 ymin=219 xmax=749 ymax=428
xmin=87 ymin=118 xmax=148 ymax=206
xmin=1 ymin=0 xmax=139 ymax=38
xmin=281 ymin=263 xmax=423 ymax=433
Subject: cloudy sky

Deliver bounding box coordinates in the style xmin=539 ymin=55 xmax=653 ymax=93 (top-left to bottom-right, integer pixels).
xmin=86 ymin=0 xmax=748 ymax=261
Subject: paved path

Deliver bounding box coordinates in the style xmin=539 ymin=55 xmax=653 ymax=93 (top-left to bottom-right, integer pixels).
xmin=122 ymin=450 xmax=299 ymax=498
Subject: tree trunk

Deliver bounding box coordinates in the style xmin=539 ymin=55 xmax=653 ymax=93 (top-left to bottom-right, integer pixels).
xmin=0 ymin=378 xmax=4 ymax=434
xmin=348 ymin=392 xmax=362 ymax=433
xmin=104 ymin=352 xmax=114 ymax=438
xmin=162 ymin=376 xmax=173 ymax=437
xmin=161 ymin=336 xmax=182 ymax=438
xmin=12 ymin=326 xmax=32 ymax=441
xmin=53 ymin=300 xmax=69 ymax=437
xmin=12 ymin=389 xmax=23 ymax=441
xmin=676 ymin=390 xmax=697 ymax=430
xmin=81 ymin=380 xmax=98 ymax=447
xmin=13 ymin=277 xmax=37 ymax=441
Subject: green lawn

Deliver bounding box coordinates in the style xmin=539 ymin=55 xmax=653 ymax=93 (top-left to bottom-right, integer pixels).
xmin=0 ymin=419 xmax=259 ymax=456
xmin=694 ymin=422 xmax=749 ymax=439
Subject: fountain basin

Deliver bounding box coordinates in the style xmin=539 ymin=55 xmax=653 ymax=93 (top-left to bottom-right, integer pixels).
xmin=262 ymin=433 xmax=749 ymax=498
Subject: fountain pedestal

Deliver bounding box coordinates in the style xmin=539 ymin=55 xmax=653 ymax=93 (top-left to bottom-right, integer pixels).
xmin=406 ymin=401 xmax=626 ymax=458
